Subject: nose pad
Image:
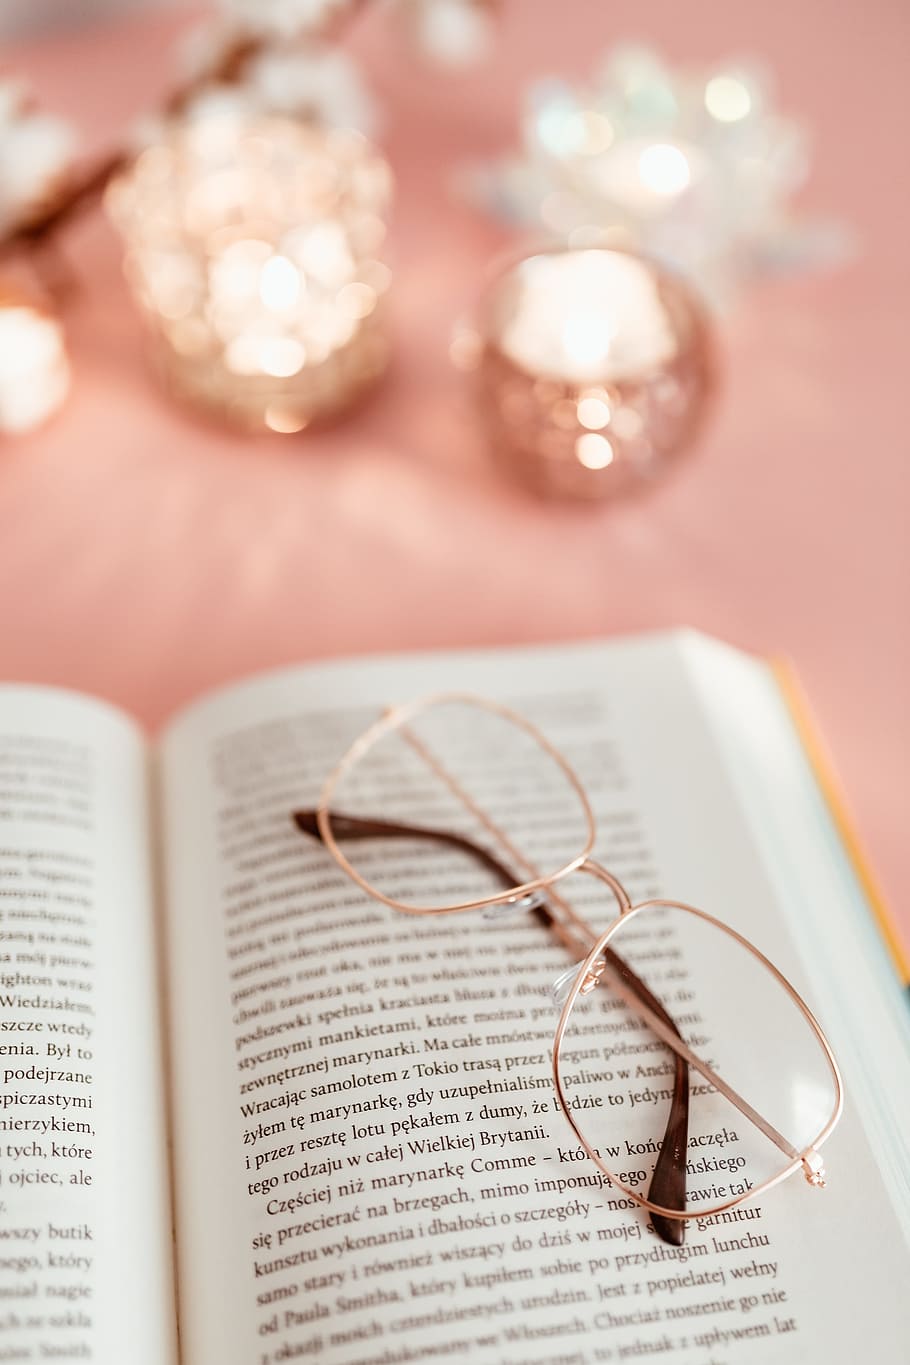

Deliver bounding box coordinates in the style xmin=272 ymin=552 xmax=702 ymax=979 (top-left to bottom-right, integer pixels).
xmin=482 ymin=888 xmax=548 ymax=921
xmin=551 ymin=956 xmax=607 ymax=1010
xmin=551 ymin=961 xmax=585 ymax=1009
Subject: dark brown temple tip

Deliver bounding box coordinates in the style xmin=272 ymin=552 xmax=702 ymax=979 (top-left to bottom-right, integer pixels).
xmin=644 ymin=1054 xmax=689 ymax=1246
xmin=650 ymin=1212 xmax=686 ymax=1246
xmin=292 ymin=809 xmax=322 ymax=840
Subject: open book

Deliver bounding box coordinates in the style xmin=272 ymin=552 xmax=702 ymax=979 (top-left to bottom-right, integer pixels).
xmin=2 ymin=631 xmax=909 ymax=1364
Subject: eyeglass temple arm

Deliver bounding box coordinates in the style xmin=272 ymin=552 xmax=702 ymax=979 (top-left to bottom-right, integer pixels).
xmin=293 ymin=810 xmax=522 ymax=886
xmin=595 ymin=946 xmax=689 ymax=1246
xmin=293 ymin=808 xmax=689 ymax=1245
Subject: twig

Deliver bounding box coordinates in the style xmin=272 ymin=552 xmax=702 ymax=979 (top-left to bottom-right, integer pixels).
xmin=0 ymin=1 xmax=373 ymax=262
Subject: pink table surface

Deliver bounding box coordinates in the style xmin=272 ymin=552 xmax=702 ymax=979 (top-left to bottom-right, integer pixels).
xmin=2 ymin=3 xmax=908 ymax=957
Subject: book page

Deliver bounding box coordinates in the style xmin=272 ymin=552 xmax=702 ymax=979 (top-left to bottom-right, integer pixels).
xmin=0 ymin=687 xmax=176 ymax=1363
xmin=160 ymin=637 xmax=910 ymax=1365
xmin=679 ymin=636 xmax=910 ymax=1231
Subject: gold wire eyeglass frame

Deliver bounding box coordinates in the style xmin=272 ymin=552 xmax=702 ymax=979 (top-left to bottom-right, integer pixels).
xmin=292 ymin=692 xmax=844 ymax=1243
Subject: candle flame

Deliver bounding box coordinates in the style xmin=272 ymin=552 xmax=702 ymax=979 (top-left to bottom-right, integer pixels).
xmin=637 ymin=143 xmax=691 ymax=197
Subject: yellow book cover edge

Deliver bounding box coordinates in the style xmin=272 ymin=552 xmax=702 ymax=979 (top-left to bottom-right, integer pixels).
xmin=772 ymin=658 xmax=910 ymax=990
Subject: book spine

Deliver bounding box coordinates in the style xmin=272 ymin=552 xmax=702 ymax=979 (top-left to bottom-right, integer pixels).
xmin=772 ymin=659 xmax=910 ymax=1001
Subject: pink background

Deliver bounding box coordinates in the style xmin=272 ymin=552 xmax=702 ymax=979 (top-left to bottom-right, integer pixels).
xmin=2 ymin=3 xmax=908 ymax=954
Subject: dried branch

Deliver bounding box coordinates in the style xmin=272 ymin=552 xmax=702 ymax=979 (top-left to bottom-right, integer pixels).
xmin=0 ymin=0 xmax=372 ymax=262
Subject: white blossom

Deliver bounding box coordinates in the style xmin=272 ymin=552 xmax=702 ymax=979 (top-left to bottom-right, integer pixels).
xmin=220 ymin=0 xmax=350 ymax=40
xmin=129 ymin=85 xmax=258 ymax=153
xmin=409 ymin=0 xmax=494 ymax=65
xmin=177 ymin=19 xmax=243 ymax=83
xmin=246 ymin=46 xmax=375 ymax=134
xmin=132 ymin=41 xmax=374 ymax=151
xmin=0 ymin=80 xmax=77 ymax=236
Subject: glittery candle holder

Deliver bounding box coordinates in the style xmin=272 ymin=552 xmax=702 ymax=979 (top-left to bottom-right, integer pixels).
xmin=476 ymin=246 xmax=712 ymax=500
xmin=106 ymin=114 xmax=392 ymax=433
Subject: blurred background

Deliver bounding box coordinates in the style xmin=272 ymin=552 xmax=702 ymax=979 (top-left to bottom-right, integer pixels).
xmin=2 ymin=0 xmax=177 ymax=38
xmin=0 ymin=0 xmax=907 ymax=944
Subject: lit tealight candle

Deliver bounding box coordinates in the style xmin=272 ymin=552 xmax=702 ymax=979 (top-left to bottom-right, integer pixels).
xmin=476 ymin=246 xmax=712 ymax=499
xmin=106 ymin=113 xmax=392 ymax=433
xmin=0 ymin=286 xmax=70 ymax=435
xmin=585 ymin=138 xmax=704 ymax=217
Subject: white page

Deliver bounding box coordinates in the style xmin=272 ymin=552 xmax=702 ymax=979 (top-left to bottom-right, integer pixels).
xmin=679 ymin=633 xmax=910 ymax=1230
xmin=160 ymin=635 xmax=910 ymax=1365
xmin=0 ymin=687 xmax=176 ymax=1363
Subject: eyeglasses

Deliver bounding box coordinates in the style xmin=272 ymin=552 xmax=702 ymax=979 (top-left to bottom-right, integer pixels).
xmin=291 ymin=693 xmax=843 ymax=1247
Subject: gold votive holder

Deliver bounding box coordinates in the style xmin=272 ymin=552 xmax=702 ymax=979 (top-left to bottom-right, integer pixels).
xmin=0 ymin=282 xmax=70 ymax=435
xmin=475 ymin=246 xmax=713 ymax=500
xmin=106 ymin=113 xmax=392 ymax=433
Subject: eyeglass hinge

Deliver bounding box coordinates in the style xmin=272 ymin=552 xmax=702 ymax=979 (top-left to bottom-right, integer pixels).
xmin=579 ymin=958 xmax=607 ymax=996
xmin=801 ymin=1149 xmax=826 ymax=1188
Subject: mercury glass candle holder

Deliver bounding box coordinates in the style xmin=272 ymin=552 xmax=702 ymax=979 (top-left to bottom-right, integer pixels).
xmin=474 ymin=245 xmax=712 ymax=499
xmin=0 ymin=283 xmax=70 ymax=435
xmin=106 ymin=113 xmax=392 ymax=433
